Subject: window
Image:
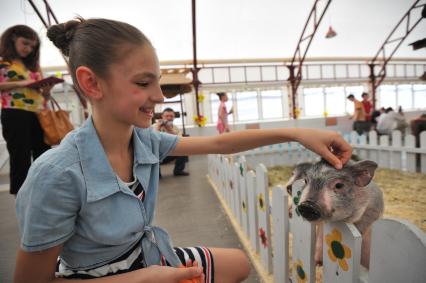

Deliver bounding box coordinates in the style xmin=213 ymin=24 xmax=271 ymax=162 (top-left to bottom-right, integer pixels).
xmin=325 ymin=87 xmax=345 ymax=116
xmin=236 ymin=91 xmax=258 ymax=121
xmin=260 ymin=90 xmax=283 ymax=119
xmin=378 ymin=85 xmax=397 ymax=109
xmin=397 ymin=84 xmax=413 ymax=110
xmin=413 ymin=84 xmax=426 ymax=109
xmin=303 ymin=87 xmax=324 ymax=117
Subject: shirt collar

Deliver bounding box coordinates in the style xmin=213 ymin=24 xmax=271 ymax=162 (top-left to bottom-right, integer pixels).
xmin=75 ymin=118 xmax=158 ymax=202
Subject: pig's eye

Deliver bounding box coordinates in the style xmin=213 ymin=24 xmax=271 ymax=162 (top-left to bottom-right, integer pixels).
xmin=335 ymin=183 xmax=344 ymax=189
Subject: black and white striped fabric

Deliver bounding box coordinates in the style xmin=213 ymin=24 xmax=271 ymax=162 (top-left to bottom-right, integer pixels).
xmin=56 ymin=178 xmax=214 ymax=282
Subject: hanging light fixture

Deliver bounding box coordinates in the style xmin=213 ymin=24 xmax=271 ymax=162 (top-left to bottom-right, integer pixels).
xmin=325 ymin=26 xmax=337 ymax=38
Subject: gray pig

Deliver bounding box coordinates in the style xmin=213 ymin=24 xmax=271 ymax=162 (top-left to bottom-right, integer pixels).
xmin=290 ymin=159 xmax=384 ymax=268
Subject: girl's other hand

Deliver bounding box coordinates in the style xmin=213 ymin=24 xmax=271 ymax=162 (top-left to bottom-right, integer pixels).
xmin=16 ymin=79 xmax=35 ymax=88
xmin=179 ymin=260 xmax=204 ymax=283
xmin=39 ymin=82 xmax=54 ymax=95
xmin=294 ymin=129 xmax=352 ymax=169
xmin=145 ymin=264 xmax=203 ymax=283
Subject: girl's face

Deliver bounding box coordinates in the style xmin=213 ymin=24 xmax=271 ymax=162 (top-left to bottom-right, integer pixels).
xmin=221 ymin=94 xmax=228 ymax=102
xmin=14 ymin=36 xmax=37 ymax=59
xmin=97 ymin=44 xmax=164 ymax=129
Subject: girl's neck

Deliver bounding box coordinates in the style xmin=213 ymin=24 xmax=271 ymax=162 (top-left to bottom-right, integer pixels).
xmin=92 ymin=112 xmax=135 ymax=182
xmin=92 ymin=111 xmax=133 ymax=155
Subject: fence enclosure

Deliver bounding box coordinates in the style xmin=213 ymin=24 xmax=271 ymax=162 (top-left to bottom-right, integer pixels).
xmin=239 ymin=130 xmax=426 ymax=173
xmin=207 ymin=131 xmax=426 ymax=282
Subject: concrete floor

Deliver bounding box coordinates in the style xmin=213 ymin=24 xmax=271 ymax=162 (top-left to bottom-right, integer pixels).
xmin=0 ymin=156 xmax=261 ymax=282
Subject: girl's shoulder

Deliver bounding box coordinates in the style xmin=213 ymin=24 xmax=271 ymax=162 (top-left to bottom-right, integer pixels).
xmin=34 ymin=132 xmax=81 ymax=171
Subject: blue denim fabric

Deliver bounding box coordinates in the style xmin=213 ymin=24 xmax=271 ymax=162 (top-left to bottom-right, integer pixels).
xmin=16 ymin=117 xmax=182 ymax=270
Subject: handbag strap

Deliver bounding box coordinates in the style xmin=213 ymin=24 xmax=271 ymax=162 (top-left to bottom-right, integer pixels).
xmin=49 ymin=96 xmax=62 ymax=111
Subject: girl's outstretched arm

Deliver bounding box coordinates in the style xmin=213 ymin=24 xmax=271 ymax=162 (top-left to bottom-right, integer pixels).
xmin=171 ymin=128 xmax=352 ymax=169
xmin=14 ymin=246 xmax=203 ymax=283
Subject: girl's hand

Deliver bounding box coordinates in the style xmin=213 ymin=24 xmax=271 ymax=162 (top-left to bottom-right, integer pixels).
xmin=179 ymin=260 xmax=204 ymax=283
xmin=38 ymin=82 xmax=54 ymax=97
xmin=294 ymin=129 xmax=352 ymax=169
xmin=145 ymin=264 xmax=203 ymax=283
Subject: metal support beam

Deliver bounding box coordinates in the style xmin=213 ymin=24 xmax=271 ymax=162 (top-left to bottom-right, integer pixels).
xmin=369 ymin=0 xmax=426 ymax=108
xmin=288 ymin=0 xmax=332 ymax=119
xmin=191 ymin=0 xmax=201 ymax=122
xmin=27 ymin=0 xmax=88 ymax=113
xmin=27 ymin=0 xmax=59 ymax=28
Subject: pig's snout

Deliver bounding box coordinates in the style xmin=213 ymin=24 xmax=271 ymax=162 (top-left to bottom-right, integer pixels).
xmin=298 ymin=201 xmax=321 ymax=221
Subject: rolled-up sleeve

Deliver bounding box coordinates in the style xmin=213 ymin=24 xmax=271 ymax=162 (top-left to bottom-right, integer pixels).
xmin=16 ymin=162 xmax=82 ymax=252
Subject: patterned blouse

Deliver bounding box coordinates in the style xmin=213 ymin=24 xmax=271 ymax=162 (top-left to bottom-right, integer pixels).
xmin=0 ymin=59 xmax=45 ymax=112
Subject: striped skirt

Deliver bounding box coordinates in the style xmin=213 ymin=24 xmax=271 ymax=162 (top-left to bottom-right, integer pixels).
xmin=56 ymin=244 xmax=214 ymax=282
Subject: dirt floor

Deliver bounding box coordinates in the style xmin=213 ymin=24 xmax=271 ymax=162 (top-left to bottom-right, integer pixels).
xmin=268 ymin=166 xmax=426 ymax=232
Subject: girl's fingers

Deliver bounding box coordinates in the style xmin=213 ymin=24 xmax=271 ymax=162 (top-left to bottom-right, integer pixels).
xmin=319 ymin=146 xmax=343 ymax=169
xmin=177 ymin=266 xmax=203 ymax=282
xmin=330 ymin=137 xmax=352 ymax=165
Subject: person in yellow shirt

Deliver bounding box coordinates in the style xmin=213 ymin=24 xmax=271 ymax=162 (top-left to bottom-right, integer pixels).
xmin=0 ymin=25 xmax=53 ymax=195
xmin=347 ymin=94 xmax=370 ymax=135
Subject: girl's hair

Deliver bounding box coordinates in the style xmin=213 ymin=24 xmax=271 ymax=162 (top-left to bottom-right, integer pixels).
xmin=217 ymin=92 xmax=226 ymax=100
xmin=47 ymin=17 xmax=152 ymax=95
xmin=0 ymin=25 xmax=40 ymax=72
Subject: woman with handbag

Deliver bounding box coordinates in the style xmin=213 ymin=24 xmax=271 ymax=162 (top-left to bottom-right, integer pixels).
xmin=0 ymin=25 xmax=53 ymax=195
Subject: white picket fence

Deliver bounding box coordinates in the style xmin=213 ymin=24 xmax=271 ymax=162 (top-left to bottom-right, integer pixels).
xmin=207 ymin=153 xmax=426 ymax=283
xmin=345 ymin=131 xmax=426 ymax=174
xmin=233 ymin=130 xmax=426 ymax=174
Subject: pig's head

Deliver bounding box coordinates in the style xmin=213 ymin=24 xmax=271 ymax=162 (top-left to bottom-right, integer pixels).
xmin=297 ymin=159 xmax=378 ymax=223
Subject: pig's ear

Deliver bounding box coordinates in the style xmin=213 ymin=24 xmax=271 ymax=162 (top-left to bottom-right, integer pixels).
xmin=351 ymin=160 xmax=378 ymax=187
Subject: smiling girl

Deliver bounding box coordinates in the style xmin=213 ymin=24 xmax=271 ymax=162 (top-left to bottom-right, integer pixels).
xmin=14 ymin=18 xmax=351 ymax=283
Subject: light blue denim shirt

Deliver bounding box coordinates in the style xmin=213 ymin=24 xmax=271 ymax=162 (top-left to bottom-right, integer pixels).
xmin=16 ymin=117 xmax=182 ymax=270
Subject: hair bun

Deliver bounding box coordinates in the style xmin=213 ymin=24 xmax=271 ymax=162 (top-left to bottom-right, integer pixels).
xmin=47 ymin=19 xmax=82 ymax=56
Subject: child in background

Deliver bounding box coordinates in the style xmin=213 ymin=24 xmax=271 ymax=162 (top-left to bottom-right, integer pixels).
xmin=14 ymin=18 xmax=352 ymax=283
xmin=0 ymin=25 xmax=53 ymax=195
xmin=216 ymin=92 xmax=232 ymax=134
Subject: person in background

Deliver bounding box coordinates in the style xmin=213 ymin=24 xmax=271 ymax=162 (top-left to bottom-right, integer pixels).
xmin=411 ymin=113 xmax=426 ymax=146
xmin=347 ymin=94 xmax=369 ymax=135
xmin=0 ymin=25 xmax=53 ymax=195
xmin=361 ymin=92 xmax=373 ymax=122
xmin=216 ymin=92 xmax=232 ymax=134
xmin=376 ymin=107 xmax=407 ymax=135
xmin=371 ymin=107 xmax=385 ymax=130
xmin=155 ymin=107 xmax=189 ymax=176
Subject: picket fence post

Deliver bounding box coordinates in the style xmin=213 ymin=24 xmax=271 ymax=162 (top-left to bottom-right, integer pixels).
xmin=420 ymin=131 xmax=426 ymax=174
xmin=246 ymin=170 xmax=260 ymax=253
xmin=256 ymin=163 xmax=273 ymax=273
xmin=391 ymin=131 xmax=402 ymax=170
xmin=272 ymin=186 xmax=289 ymax=283
xmin=290 ymin=180 xmax=316 ymax=283
xmin=322 ymin=222 xmax=362 ymax=283
xmin=379 ymin=135 xmax=390 ymax=168
xmin=405 ymin=135 xmax=416 ymax=172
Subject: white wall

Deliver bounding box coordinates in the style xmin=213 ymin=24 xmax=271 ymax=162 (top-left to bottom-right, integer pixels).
xmin=185 ymin=110 xmax=425 ymax=137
